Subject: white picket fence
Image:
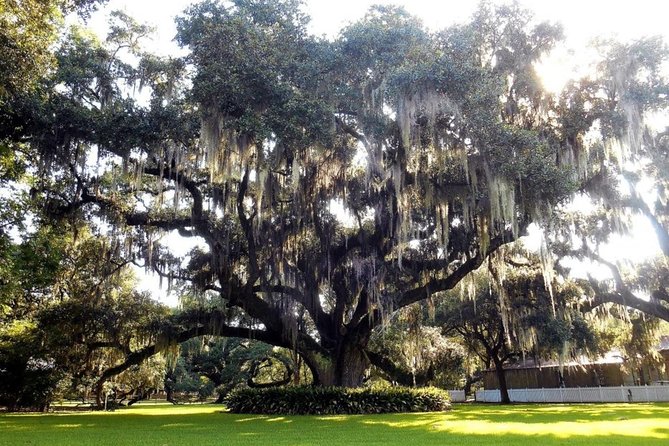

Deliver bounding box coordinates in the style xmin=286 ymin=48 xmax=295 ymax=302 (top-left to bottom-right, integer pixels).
xmin=447 ymin=390 xmax=466 ymax=402
xmin=475 ymin=385 xmax=669 ymax=403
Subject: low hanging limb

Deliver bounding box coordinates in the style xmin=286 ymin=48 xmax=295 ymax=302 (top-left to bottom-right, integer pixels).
xmin=92 ymin=313 xmax=286 ymax=407
xmin=570 ymin=246 xmax=669 ymax=323
xmin=365 ymin=350 xmax=435 ymax=387
xmin=246 ymin=356 xmax=293 ymax=388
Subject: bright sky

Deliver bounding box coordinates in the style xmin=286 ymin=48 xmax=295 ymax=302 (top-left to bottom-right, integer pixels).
xmin=91 ymin=0 xmax=669 ymax=36
xmin=88 ymin=0 xmax=669 ymax=94
xmin=90 ymin=0 xmax=669 ymax=54
xmin=85 ymin=0 xmax=669 ymax=304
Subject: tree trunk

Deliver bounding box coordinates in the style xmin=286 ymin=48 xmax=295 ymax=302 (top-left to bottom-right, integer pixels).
xmin=335 ymin=342 xmax=370 ymax=387
xmin=94 ymin=379 xmax=105 ymax=409
xmin=305 ymin=339 xmax=371 ymax=387
xmin=165 ymin=386 xmax=179 ymax=405
xmin=464 ymin=371 xmax=482 ymax=396
xmin=493 ymin=358 xmax=511 ymax=404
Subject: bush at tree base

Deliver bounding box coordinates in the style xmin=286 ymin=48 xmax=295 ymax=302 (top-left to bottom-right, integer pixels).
xmin=224 ymin=386 xmax=451 ymax=415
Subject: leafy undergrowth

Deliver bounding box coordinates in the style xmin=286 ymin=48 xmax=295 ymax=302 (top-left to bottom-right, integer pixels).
xmin=0 ymin=403 xmax=668 ymax=446
xmin=225 ymin=386 xmax=451 ymax=414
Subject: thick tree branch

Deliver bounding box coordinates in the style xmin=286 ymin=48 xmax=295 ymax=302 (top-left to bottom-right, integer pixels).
xmin=142 ymin=164 xmax=205 ymax=219
xmin=237 ymin=166 xmax=260 ymax=282
xmin=588 ymin=290 xmax=669 ymax=323
xmin=366 ymin=350 xmax=432 ymax=386
xmin=396 ymin=233 xmax=510 ymax=309
xmin=621 ymin=194 xmax=669 ymax=257
xmin=567 ymin=246 xmax=669 ymax=322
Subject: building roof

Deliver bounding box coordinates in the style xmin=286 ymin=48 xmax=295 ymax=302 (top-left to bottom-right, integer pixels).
xmin=497 ymin=351 xmax=624 ymax=371
xmin=485 ymin=335 xmax=669 ymax=372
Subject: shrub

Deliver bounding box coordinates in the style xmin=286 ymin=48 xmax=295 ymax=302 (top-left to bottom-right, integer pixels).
xmin=0 ymin=362 xmax=61 ymax=411
xmin=224 ymin=386 xmax=451 ymax=415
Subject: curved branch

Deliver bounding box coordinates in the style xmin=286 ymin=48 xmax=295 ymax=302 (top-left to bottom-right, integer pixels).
xmin=621 ymin=195 xmax=669 ymax=257
xmin=142 ymin=164 xmax=205 ymax=219
xmin=237 ymin=167 xmax=260 ymax=281
xmin=588 ymin=290 xmax=669 ymax=323
xmin=247 ymin=356 xmax=293 ymax=388
xmin=568 ymin=246 xmax=669 ymax=322
xmin=396 ymin=231 xmax=512 ymax=309
xmin=366 ymin=350 xmax=434 ymax=386
xmin=335 ymin=116 xmax=368 ymax=146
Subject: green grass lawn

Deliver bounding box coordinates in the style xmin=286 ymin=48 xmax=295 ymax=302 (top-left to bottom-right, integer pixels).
xmin=1 ymin=403 xmax=668 ymax=446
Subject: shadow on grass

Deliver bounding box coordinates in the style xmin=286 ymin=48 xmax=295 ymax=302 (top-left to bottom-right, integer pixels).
xmin=0 ymin=404 xmax=668 ymax=446
xmin=445 ymin=402 xmax=669 ymax=423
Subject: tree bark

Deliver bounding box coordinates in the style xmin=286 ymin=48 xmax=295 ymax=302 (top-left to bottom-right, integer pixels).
xmin=493 ymin=357 xmax=511 ymax=404
xmin=464 ymin=372 xmax=483 ymax=396
xmin=307 ymin=340 xmax=371 ymax=387
xmin=335 ymin=342 xmax=370 ymax=387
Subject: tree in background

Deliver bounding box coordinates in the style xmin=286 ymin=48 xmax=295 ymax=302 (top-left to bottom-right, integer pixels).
xmin=368 ymin=305 xmax=466 ymax=389
xmin=0 ymin=223 xmax=71 ymax=410
xmin=591 ymin=310 xmax=669 ymax=386
xmin=436 ymin=259 xmax=601 ymax=404
xmin=166 ymin=337 xmax=298 ymax=404
xmin=0 ymin=220 xmax=170 ymax=409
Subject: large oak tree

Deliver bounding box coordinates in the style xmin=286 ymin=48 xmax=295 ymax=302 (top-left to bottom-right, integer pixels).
xmin=11 ymin=0 xmax=668 ymax=387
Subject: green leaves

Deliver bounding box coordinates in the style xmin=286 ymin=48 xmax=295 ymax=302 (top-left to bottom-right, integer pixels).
xmin=225 ymin=385 xmax=451 ymax=415
xmin=178 ymin=0 xmax=333 ymax=146
xmin=339 ymin=5 xmax=431 ymax=76
xmin=0 ymin=0 xmax=60 ymax=102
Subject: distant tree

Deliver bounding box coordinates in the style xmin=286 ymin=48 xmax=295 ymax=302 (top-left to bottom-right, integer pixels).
xmin=600 ymin=312 xmax=667 ymax=386
xmin=167 ymin=337 xmax=297 ymax=404
xmin=440 ymin=287 xmax=513 ymax=403
xmin=109 ymin=355 xmax=167 ymax=406
xmin=0 ymin=221 xmax=170 ymax=410
xmin=0 ymin=223 xmax=72 ymax=410
xmin=368 ymin=305 xmax=466 ymax=389
xmin=436 ymin=261 xmax=601 ymax=404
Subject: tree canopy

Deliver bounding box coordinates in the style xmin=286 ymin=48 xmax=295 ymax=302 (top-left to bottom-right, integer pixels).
xmin=2 ymin=0 xmax=668 ymax=391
